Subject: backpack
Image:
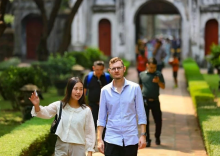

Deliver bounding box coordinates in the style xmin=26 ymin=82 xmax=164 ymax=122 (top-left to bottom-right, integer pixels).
xmin=86 ymin=71 xmax=111 ymax=88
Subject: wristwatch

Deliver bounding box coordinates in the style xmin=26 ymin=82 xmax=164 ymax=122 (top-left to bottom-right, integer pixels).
xmin=141 ymin=132 xmax=147 ymax=136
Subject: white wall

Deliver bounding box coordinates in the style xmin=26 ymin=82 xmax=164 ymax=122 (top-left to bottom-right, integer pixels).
xmin=69 ymin=0 xmax=220 ymax=64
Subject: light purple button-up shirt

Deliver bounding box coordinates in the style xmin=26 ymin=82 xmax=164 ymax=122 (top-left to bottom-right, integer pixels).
xmin=97 ymin=78 xmax=147 ymax=146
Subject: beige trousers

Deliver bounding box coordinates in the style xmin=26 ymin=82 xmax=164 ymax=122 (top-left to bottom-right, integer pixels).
xmin=55 ymin=137 xmax=86 ymax=156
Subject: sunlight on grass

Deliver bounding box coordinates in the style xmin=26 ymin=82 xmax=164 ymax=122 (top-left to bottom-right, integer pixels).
xmin=0 ymin=87 xmax=64 ymax=137
xmin=0 ymin=111 xmax=22 ymax=137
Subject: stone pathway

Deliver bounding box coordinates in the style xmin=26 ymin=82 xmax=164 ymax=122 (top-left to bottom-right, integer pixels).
xmin=93 ymin=67 xmax=207 ymax=156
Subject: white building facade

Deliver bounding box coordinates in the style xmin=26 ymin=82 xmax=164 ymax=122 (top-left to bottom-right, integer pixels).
xmin=70 ymin=0 xmax=220 ymax=65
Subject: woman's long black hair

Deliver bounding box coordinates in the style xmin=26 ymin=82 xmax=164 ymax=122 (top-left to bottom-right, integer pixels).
xmin=61 ymin=77 xmax=86 ymax=108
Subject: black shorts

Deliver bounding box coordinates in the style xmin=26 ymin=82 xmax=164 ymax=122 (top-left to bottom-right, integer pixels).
xmin=173 ymin=71 xmax=177 ymax=78
xmin=104 ymin=141 xmax=138 ymax=156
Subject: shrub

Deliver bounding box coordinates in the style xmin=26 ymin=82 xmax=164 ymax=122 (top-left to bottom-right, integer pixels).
xmin=0 ymin=57 xmax=21 ymax=71
xmin=183 ymin=59 xmax=203 ymax=81
xmin=65 ymin=51 xmax=90 ymax=69
xmin=32 ymin=53 xmax=76 ymax=83
xmin=0 ymin=117 xmax=55 ymax=156
xmin=84 ymin=47 xmax=108 ymax=68
xmin=122 ymin=58 xmax=131 ymax=76
xmin=183 ymin=58 xmax=220 ymax=156
xmin=182 ymin=57 xmax=196 ymax=63
xmin=66 ymin=47 xmax=108 ymax=69
xmin=0 ymin=66 xmax=49 ymax=109
xmin=47 ymin=53 xmax=76 ymax=79
xmin=206 ymin=44 xmax=220 ymax=74
xmin=183 ymin=58 xmax=214 ymax=106
xmin=197 ymin=105 xmax=220 ymax=156
xmin=31 ymin=62 xmax=52 ymax=92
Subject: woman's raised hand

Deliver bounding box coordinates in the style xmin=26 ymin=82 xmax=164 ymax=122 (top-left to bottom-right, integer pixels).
xmin=29 ymin=91 xmax=40 ymax=106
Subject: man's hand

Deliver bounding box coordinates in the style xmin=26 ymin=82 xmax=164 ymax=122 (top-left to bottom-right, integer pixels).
xmin=152 ymin=76 xmax=160 ymax=83
xmin=153 ymin=76 xmax=165 ymax=89
xmin=138 ymin=136 xmax=146 ymax=149
xmin=97 ymin=139 xmax=105 ymax=154
xmin=87 ymin=151 xmax=92 ymax=156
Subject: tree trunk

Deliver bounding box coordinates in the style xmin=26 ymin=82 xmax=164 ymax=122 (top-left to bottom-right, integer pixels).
xmin=0 ymin=0 xmax=8 ymax=37
xmin=58 ymin=0 xmax=83 ymax=54
xmin=36 ymin=38 xmax=48 ymax=61
xmin=47 ymin=0 xmax=62 ymax=35
xmin=33 ymin=0 xmax=62 ymax=61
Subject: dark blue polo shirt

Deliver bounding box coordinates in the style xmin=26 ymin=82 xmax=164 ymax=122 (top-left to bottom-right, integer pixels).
xmin=139 ymin=70 xmax=165 ymax=99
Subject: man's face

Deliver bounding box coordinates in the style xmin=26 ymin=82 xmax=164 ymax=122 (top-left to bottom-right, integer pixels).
xmin=155 ymin=42 xmax=161 ymax=49
xmin=147 ymin=63 xmax=157 ymax=73
xmin=93 ymin=65 xmax=104 ymax=77
xmin=108 ymin=61 xmax=126 ymax=80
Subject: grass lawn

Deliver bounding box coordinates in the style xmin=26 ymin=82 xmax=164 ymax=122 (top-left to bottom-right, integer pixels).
xmin=0 ymin=87 xmax=63 ymax=137
xmin=203 ymin=74 xmax=220 ymax=106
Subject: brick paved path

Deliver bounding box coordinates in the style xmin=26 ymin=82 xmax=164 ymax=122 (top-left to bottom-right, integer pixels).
xmin=93 ymin=67 xmax=207 ymax=156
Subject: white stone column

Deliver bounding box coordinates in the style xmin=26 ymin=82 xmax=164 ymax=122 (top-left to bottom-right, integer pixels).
xmin=115 ymin=0 xmax=126 ymax=58
xmin=70 ymin=0 xmax=87 ymax=51
xmin=189 ymin=0 xmax=200 ymax=60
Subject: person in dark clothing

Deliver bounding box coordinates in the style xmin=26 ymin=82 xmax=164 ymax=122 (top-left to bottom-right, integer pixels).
xmin=139 ymin=58 xmax=165 ymax=147
xmin=84 ymin=61 xmax=112 ymax=130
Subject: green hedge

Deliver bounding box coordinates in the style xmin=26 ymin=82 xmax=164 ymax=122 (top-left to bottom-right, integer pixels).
xmin=32 ymin=53 xmax=76 ymax=83
xmin=0 ymin=117 xmax=56 ymax=156
xmin=66 ymin=47 xmax=108 ymax=70
xmin=183 ymin=58 xmax=220 ymax=156
xmin=0 ymin=57 xmax=21 ymax=71
xmin=0 ymin=66 xmax=50 ymax=109
xmin=183 ymin=59 xmax=204 ymax=81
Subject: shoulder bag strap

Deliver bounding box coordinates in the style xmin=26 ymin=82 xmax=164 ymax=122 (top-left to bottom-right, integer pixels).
xmin=57 ymin=101 xmax=62 ymax=120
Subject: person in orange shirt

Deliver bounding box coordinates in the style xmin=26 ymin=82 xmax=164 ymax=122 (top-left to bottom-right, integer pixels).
xmin=169 ymin=53 xmax=179 ymax=88
xmin=137 ymin=50 xmax=148 ymax=74
xmin=137 ymin=49 xmax=148 ymax=85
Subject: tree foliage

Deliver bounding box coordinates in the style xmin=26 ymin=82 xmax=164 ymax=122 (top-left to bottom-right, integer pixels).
xmin=0 ymin=0 xmax=8 ymax=37
xmin=207 ymin=44 xmax=220 ymax=73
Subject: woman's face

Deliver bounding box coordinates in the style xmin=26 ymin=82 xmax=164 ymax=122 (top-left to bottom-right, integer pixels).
xmin=71 ymin=82 xmax=83 ymax=101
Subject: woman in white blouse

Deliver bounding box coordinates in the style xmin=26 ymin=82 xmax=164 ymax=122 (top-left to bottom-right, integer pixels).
xmin=29 ymin=77 xmax=95 ymax=156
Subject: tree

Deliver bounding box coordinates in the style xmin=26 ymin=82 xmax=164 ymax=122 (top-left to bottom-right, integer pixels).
xmin=33 ymin=0 xmax=62 ymax=61
xmin=0 ymin=0 xmax=8 ymax=37
xmin=58 ymin=0 xmax=83 ymax=54
xmin=207 ymin=44 xmax=220 ymax=74
xmin=207 ymin=44 xmax=220 ymax=89
xmin=33 ymin=0 xmax=83 ymax=60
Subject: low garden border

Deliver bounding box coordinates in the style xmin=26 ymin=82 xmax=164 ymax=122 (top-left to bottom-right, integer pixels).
xmin=183 ymin=58 xmax=220 ymax=156
xmin=0 ymin=117 xmax=55 ymax=156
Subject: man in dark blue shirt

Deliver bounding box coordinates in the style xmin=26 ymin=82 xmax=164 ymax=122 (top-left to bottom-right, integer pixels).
xmin=84 ymin=61 xmax=112 ymax=130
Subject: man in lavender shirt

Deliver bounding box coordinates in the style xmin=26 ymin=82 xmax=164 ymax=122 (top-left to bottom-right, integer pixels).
xmin=97 ymin=57 xmax=147 ymax=156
